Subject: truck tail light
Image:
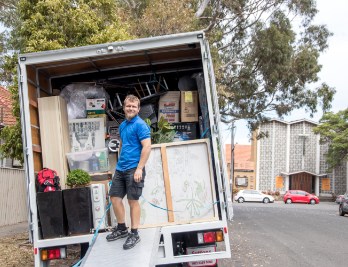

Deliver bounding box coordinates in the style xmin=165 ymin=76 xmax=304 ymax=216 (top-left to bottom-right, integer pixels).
xmin=197 ymin=230 xmax=224 ymax=244
xmin=203 ymin=232 xmax=216 ymax=243
xmin=41 ymin=247 xmax=66 ymax=261
xmin=216 ymin=230 xmax=224 ymax=242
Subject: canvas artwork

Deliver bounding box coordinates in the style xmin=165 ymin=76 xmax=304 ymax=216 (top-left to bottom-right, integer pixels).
xmin=124 ymin=139 xmax=218 ymax=228
xmin=165 ymin=142 xmax=216 ymax=222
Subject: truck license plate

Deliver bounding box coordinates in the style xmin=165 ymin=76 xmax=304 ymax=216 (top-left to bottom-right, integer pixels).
xmin=186 ymin=245 xmax=217 ymax=267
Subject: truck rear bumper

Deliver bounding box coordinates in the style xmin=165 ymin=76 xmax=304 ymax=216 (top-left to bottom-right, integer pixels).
xmin=155 ymin=220 xmax=231 ymax=266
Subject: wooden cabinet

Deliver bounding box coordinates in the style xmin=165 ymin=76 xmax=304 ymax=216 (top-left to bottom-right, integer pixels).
xmin=38 ymin=96 xmax=71 ymax=188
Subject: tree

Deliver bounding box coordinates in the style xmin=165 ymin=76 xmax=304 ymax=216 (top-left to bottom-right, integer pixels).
xmin=0 ymin=0 xmax=337 ymax=160
xmin=18 ymin=0 xmax=133 ymax=52
xmin=133 ymin=0 xmax=197 ymax=37
xmin=120 ymin=0 xmax=335 ymax=135
xmin=206 ymin=1 xmax=334 ymax=133
xmin=0 ymin=0 xmax=133 ymax=163
xmin=313 ymin=109 xmax=348 ymax=169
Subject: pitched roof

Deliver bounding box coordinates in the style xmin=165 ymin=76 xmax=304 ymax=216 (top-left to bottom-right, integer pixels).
xmin=225 ymin=144 xmax=254 ymax=170
xmin=268 ymin=118 xmax=318 ymax=126
xmin=0 ymin=86 xmax=16 ymax=126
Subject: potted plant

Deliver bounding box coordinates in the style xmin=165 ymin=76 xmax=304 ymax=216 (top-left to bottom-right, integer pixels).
xmin=63 ymin=169 xmax=93 ymax=235
xmin=145 ymin=117 xmax=176 ymax=144
xmin=66 ymin=169 xmax=91 ymax=187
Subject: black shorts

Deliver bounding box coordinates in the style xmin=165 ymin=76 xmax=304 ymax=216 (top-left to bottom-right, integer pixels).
xmin=109 ymin=167 xmax=145 ymax=200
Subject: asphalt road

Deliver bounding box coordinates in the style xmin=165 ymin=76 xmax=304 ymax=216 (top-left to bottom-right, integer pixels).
xmin=219 ymin=201 xmax=348 ymax=267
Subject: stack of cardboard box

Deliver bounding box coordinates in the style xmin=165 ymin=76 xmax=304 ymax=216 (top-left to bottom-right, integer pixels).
xmin=158 ymin=91 xmax=199 ymax=141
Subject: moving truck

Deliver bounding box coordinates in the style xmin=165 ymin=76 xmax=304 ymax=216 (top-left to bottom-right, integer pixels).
xmin=18 ymin=31 xmax=233 ymax=267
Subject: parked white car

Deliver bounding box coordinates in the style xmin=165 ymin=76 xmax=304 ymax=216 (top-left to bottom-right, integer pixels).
xmin=234 ymin=190 xmax=275 ymax=203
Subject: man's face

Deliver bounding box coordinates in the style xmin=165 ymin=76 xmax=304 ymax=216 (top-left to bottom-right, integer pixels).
xmin=123 ymin=99 xmax=140 ymax=120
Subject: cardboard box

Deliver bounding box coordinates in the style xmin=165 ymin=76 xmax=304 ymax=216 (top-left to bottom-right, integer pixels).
xmin=158 ymin=91 xmax=180 ymax=123
xmin=171 ymin=122 xmax=198 ymax=141
xmin=86 ymin=98 xmax=106 ymax=111
xmin=181 ymin=91 xmax=198 ymax=122
xmin=86 ymin=110 xmax=105 ymax=115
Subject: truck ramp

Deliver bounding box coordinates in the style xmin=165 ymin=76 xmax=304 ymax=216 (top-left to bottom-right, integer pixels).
xmin=81 ymin=228 xmax=161 ymax=267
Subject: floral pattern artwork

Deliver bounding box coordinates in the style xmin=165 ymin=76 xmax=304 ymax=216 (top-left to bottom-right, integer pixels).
xmin=140 ymin=148 xmax=168 ymax=225
xmin=126 ymin=140 xmax=217 ymax=227
xmin=166 ymin=142 xmax=216 ymax=221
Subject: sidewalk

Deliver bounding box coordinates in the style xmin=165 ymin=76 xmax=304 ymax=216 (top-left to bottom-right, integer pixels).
xmin=0 ymin=221 xmax=28 ymax=238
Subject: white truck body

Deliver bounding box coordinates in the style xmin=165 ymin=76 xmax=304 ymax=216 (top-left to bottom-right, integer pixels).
xmin=18 ymin=31 xmax=233 ymax=267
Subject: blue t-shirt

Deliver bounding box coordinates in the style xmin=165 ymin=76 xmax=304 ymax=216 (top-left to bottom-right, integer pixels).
xmin=116 ymin=115 xmax=151 ymax=171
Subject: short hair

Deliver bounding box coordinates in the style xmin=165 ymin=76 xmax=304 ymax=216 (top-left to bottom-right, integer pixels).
xmin=123 ymin=94 xmax=140 ymax=108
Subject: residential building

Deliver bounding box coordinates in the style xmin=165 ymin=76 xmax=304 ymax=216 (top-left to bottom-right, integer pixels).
xmin=0 ymin=86 xmax=18 ymax=167
xmin=225 ymin=144 xmax=256 ymax=191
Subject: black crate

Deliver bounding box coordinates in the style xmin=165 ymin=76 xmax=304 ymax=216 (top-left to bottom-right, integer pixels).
xmin=171 ymin=122 xmax=198 ymax=141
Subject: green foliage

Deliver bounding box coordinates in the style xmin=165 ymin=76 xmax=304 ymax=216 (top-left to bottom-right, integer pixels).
xmin=0 ymin=0 xmax=337 ymax=158
xmin=0 ymin=122 xmax=23 ymax=163
xmin=18 ymin=0 xmax=133 ymax=52
xmin=66 ymin=169 xmax=91 ymax=188
xmin=205 ymin=0 xmax=334 ymax=135
xmin=132 ymin=0 xmax=197 ymax=37
xmin=0 ymin=54 xmax=23 ymax=163
xmin=145 ymin=117 xmax=175 ymax=144
xmin=0 ymin=0 xmax=133 ymax=162
xmin=313 ymin=109 xmax=348 ymax=169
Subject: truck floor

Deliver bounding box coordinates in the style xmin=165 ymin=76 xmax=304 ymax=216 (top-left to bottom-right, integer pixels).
xmin=81 ymin=228 xmax=160 ymax=267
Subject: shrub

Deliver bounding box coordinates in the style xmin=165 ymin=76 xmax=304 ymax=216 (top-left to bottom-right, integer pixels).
xmin=66 ymin=169 xmax=91 ymax=188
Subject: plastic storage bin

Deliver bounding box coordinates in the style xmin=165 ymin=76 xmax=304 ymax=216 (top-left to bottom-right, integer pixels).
xmin=66 ymin=147 xmax=109 ymax=173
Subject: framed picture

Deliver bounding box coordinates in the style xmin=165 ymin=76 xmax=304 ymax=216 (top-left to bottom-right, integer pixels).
xmin=69 ymin=118 xmax=105 ymax=152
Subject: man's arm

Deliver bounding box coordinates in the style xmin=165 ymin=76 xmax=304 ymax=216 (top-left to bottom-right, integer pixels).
xmin=137 ymin=138 xmax=151 ymax=170
xmin=134 ymin=138 xmax=151 ymax=182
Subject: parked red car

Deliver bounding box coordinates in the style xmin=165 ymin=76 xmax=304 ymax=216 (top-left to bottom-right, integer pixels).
xmin=283 ymin=190 xmax=319 ymax=204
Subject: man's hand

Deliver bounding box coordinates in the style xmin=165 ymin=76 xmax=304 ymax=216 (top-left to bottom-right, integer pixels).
xmin=134 ymin=168 xmax=143 ymax=183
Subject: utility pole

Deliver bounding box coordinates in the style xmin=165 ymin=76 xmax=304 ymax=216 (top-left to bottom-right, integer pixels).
xmin=230 ymin=121 xmax=235 ymax=201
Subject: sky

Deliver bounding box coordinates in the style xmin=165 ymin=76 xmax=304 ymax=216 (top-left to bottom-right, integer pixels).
xmin=222 ymin=0 xmax=348 ymax=146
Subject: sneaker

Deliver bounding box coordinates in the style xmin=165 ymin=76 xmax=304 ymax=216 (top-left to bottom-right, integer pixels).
xmin=123 ymin=232 xmax=140 ymax=250
xmin=106 ymin=227 xmax=128 ymax=242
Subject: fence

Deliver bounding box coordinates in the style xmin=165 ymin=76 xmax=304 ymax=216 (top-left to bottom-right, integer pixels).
xmin=0 ymin=167 xmax=28 ymax=226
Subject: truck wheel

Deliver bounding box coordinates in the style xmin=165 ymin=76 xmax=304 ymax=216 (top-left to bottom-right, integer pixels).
xmin=238 ymin=197 xmax=244 ymax=203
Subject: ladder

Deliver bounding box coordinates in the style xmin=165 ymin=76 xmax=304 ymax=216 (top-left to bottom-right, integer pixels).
xmin=203 ymin=39 xmax=233 ymax=220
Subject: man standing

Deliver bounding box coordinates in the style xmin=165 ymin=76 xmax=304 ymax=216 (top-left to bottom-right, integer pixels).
xmin=107 ymin=95 xmax=151 ymax=250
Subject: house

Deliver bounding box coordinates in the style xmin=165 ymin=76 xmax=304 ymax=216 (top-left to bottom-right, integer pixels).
xmin=225 ymin=144 xmax=256 ymax=191
xmin=0 ymin=86 xmax=18 ymax=167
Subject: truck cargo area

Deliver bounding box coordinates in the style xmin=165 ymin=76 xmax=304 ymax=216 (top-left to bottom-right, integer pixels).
xmin=18 ymin=31 xmax=232 ymax=266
